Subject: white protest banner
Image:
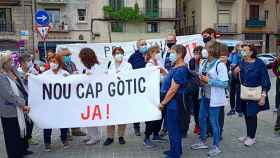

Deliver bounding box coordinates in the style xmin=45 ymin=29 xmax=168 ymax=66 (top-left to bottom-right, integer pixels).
xmin=28 ymin=67 xmax=161 ymax=129
xmin=57 ymin=34 xmax=204 ymax=71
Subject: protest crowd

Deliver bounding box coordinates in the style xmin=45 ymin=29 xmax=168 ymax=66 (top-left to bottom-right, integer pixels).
xmin=1 ymin=27 xmax=280 ymax=158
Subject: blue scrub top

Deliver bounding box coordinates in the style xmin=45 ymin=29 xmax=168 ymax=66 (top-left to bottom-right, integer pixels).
xmin=161 ymin=66 xmax=188 ymax=110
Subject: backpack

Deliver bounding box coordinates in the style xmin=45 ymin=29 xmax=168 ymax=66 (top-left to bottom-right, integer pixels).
xmin=184 ymin=68 xmax=200 ymax=94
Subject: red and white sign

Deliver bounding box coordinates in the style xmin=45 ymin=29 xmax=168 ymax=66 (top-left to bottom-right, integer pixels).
xmin=28 ymin=67 xmax=161 ymax=129
xmin=36 ymin=25 xmax=50 ymax=41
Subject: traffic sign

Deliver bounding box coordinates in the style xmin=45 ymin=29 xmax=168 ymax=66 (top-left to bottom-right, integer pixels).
xmin=36 ymin=26 xmax=50 ymax=41
xmin=35 ymin=10 xmax=49 ymax=26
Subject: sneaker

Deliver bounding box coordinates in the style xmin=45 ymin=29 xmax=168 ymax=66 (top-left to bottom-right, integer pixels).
xmin=238 ymin=136 xmax=248 ymax=142
xmin=134 ymin=128 xmax=141 ymax=136
xmin=119 ymin=137 xmax=126 ymax=145
xmin=207 ymin=146 xmax=221 ymax=157
xmin=44 ymin=144 xmax=51 ymax=152
xmin=159 ymin=129 xmax=168 ymax=137
xmin=193 ymin=125 xmax=200 ymax=135
xmin=86 ymin=139 xmax=100 ymax=145
xmin=83 ymin=136 xmax=91 ymax=143
xmin=28 ymin=138 xmax=39 ymax=145
xmin=63 ymin=141 xmax=70 ymax=149
xmin=143 ymin=138 xmax=156 ymax=148
xmin=152 ymin=135 xmax=167 ymax=143
xmin=103 ymin=138 xmax=114 ymax=146
xmin=244 ymin=138 xmax=256 ymax=147
xmin=227 ymin=110 xmax=236 ymax=116
xmin=191 ymin=141 xmax=208 ymax=150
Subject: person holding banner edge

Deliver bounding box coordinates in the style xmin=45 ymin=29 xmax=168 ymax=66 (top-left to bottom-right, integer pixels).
xmin=159 ymin=44 xmax=189 ymax=158
xmin=42 ymin=54 xmax=70 ymax=151
xmin=104 ymin=47 xmax=133 ymax=146
xmin=79 ymin=48 xmax=101 ymax=146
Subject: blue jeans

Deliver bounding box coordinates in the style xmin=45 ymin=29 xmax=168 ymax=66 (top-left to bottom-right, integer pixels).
xmin=199 ymin=97 xmax=221 ymax=146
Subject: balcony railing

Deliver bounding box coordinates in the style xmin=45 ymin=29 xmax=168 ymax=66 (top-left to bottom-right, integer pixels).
xmin=182 ymin=25 xmax=197 ymax=35
xmin=215 ymin=23 xmax=237 ymax=34
xmin=37 ymin=0 xmax=68 ymax=4
xmin=0 ymin=23 xmax=14 ymax=33
xmin=139 ymin=8 xmax=176 ymax=19
xmin=0 ymin=0 xmax=20 ymax=6
xmin=49 ymin=22 xmax=70 ymax=33
xmin=246 ymin=18 xmax=266 ymax=28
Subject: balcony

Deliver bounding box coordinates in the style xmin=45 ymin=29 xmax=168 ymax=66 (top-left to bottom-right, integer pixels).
xmin=215 ymin=23 xmax=237 ymax=34
xmin=0 ymin=0 xmax=20 ymax=6
xmin=49 ymin=22 xmax=70 ymax=33
xmin=0 ymin=23 xmax=14 ymax=33
xmin=37 ymin=0 xmax=68 ymax=5
xmin=246 ymin=18 xmax=266 ymax=28
xmin=139 ymin=8 xmax=176 ymax=21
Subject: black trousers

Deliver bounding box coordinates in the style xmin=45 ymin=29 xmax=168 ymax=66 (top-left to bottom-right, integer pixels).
xmin=144 ymin=119 xmax=162 ymax=139
xmin=245 ymin=115 xmax=258 ymax=139
xmin=193 ymin=89 xmax=200 ymax=126
xmin=25 ymin=115 xmax=34 ymax=140
xmin=230 ymin=77 xmax=239 ymax=111
xmin=43 ymin=128 xmax=68 ymax=145
xmin=133 ymin=123 xmax=140 ymax=129
xmin=275 ymin=108 xmax=280 ymax=131
xmin=1 ymin=117 xmax=26 ymax=158
xmin=276 ymin=78 xmax=280 ymax=109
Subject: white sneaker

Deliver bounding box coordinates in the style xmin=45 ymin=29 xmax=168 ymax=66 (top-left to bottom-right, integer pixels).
xmin=191 ymin=141 xmax=208 ymax=150
xmin=238 ymin=136 xmax=248 ymax=142
xmin=244 ymin=138 xmax=256 ymax=147
xmin=207 ymin=146 xmax=222 ymax=157
xmin=83 ymin=136 xmax=91 ymax=143
xmin=86 ymin=139 xmax=100 ymax=145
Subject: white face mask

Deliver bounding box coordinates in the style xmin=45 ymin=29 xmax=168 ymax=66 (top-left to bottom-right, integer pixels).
xmin=115 ymin=54 xmax=124 ymax=62
xmin=202 ymin=49 xmax=208 ymax=59
xmin=50 ymin=63 xmax=59 ymax=70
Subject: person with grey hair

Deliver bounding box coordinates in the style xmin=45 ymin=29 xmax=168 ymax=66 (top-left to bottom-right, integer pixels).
xmin=0 ymin=52 xmax=33 ymax=158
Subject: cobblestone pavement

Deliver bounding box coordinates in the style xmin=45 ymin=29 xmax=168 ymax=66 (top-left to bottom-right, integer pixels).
xmin=0 ymin=71 xmax=280 ymax=158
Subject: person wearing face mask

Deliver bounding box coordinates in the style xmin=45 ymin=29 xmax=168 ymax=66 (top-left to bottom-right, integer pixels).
xmin=42 ymin=54 xmax=70 ymax=151
xmin=233 ymin=44 xmax=271 ymax=147
xmin=0 ymin=52 xmax=33 ymax=158
xmin=142 ymin=46 xmax=167 ymax=149
xmin=128 ymin=39 xmax=147 ymax=136
xmin=159 ymin=44 xmax=189 ymax=158
xmin=189 ymin=46 xmax=204 ymax=135
xmin=59 ymin=48 xmax=85 ymax=138
xmin=227 ymin=43 xmax=242 ymax=116
xmin=159 ymin=34 xmax=177 ymax=72
xmin=191 ymin=41 xmax=229 ymax=157
xmin=104 ymin=47 xmax=132 ymax=146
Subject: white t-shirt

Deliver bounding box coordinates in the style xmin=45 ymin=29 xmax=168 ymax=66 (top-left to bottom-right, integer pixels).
xmin=42 ymin=69 xmax=69 ymax=76
xmin=107 ymin=60 xmax=132 ymax=74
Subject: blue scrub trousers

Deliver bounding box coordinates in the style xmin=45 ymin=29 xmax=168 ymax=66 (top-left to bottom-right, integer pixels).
xmin=166 ymin=108 xmax=182 ymax=158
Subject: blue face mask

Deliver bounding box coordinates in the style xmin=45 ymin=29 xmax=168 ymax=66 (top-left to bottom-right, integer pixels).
xmin=64 ymin=56 xmax=71 ymax=63
xmin=169 ymin=53 xmax=177 ymax=65
xmin=139 ymin=46 xmax=148 ymax=54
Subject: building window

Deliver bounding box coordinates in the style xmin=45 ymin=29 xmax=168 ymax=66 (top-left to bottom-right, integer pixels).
xmin=77 ymin=9 xmax=86 ymax=23
xmin=249 ymin=5 xmax=260 ymax=19
xmin=109 ymin=0 xmax=124 ymax=11
xmin=111 ymin=22 xmax=124 ymax=32
xmin=218 ymin=10 xmax=230 ymax=24
xmin=147 ymin=22 xmax=159 ymax=33
xmin=45 ymin=9 xmax=61 ymax=24
xmin=0 ymin=8 xmax=13 ymax=32
xmin=264 ymin=10 xmax=269 ymax=20
xmin=146 ymin=0 xmax=159 ymax=17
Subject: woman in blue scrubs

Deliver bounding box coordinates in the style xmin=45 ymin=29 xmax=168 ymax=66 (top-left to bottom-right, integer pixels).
xmin=159 ymin=44 xmax=188 ymax=158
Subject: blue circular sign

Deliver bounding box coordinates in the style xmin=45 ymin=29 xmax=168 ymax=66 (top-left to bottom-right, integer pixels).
xmin=35 ymin=10 xmax=49 ymax=26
